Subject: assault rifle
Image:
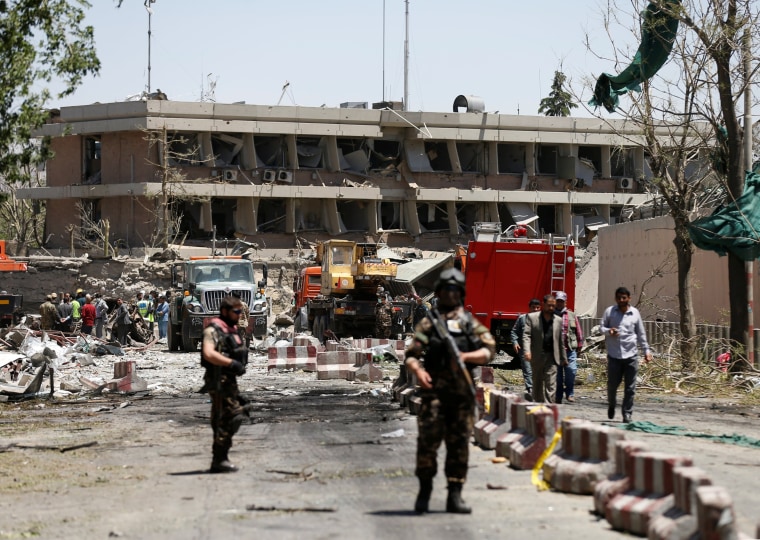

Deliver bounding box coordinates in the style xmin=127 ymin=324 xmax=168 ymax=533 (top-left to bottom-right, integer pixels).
xmin=428 ymin=308 xmax=476 ymax=398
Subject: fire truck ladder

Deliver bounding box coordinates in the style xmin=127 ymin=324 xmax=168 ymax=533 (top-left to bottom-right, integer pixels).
xmin=549 ymin=235 xmax=572 ymax=294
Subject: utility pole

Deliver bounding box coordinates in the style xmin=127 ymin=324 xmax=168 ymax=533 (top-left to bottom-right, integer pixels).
xmin=403 ymin=0 xmax=409 ymax=111
xmin=145 ymin=0 xmax=156 ymax=94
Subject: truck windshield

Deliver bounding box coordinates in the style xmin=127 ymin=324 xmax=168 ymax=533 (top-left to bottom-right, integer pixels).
xmin=331 ymin=246 xmax=352 ymax=266
xmin=192 ymin=263 xmax=252 ymax=283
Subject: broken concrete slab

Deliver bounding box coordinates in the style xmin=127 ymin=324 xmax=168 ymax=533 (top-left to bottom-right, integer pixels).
xmin=354 ymin=363 xmax=383 ymax=383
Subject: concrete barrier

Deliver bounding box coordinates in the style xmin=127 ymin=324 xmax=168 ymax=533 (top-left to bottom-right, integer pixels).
xmin=694 ymin=485 xmax=738 ymax=540
xmin=315 ymin=350 xmax=371 ymax=381
xmin=593 ymin=439 xmax=650 ymax=515
xmin=107 ymin=360 xmax=147 ymax=392
xmin=493 ymin=402 xmax=560 ymax=470
xmin=647 ymin=466 xmax=713 ymax=540
xmin=292 ymin=335 xmax=323 ymax=349
xmin=542 ymin=418 xmax=627 ymax=494
xmin=267 ymin=346 xmax=318 ymax=372
xmin=473 ymin=390 xmax=521 ymax=449
xmin=605 ymin=452 xmax=693 ymax=535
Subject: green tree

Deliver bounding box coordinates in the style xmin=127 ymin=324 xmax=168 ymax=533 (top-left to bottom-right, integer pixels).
xmin=538 ymin=71 xmax=578 ymax=117
xmin=0 ymin=0 xmax=100 ymax=209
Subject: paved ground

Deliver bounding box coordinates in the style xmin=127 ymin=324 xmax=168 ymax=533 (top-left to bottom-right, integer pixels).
xmin=1 ymin=351 xmax=759 ymax=539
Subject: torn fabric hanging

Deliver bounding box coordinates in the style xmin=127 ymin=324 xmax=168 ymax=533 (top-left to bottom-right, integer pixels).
xmin=589 ymin=0 xmax=681 ymax=113
xmin=689 ymin=171 xmax=760 ymax=262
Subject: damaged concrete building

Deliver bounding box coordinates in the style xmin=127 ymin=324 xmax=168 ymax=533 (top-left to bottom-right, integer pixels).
xmin=20 ymin=98 xmax=657 ymax=250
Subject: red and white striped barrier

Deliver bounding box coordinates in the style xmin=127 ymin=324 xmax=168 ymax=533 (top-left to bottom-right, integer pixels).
xmin=473 ymin=390 xmax=521 ymax=449
xmin=542 ymin=418 xmax=627 ymax=494
xmin=267 ymin=346 xmax=318 ymax=372
xmin=107 ymin=360 xmax=147 ymax=392
xmin=648 ymin=466 xmax=713 ymax=540
xmin=293 ymin=335 xmax=324 ymax=349
xmin=316 ymin=350 xmax=371 ymax=381
xmin=593 ymin=439 xmax=650 ymax=515
xmin=605 ymin=452 xmax=693 ymax=535
xmin=494 ymin=402 xmax=559 ymax=470
xmin=695 ymin=486 xmax=738 ymax=539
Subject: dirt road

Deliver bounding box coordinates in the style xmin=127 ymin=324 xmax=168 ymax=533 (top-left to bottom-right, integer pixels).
xmin=1 ymin=350 xmax=759 ymax=539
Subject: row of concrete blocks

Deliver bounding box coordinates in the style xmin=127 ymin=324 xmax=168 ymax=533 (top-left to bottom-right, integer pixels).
xmin=266 ymin=337 xmax=403 ymax=382
xmin=471 ymin=387 xmax=753 ymax=539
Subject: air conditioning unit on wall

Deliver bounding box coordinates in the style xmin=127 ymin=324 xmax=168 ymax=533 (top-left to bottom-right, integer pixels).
xmin=618 ymin=177 xmax=633 ymax=190
xmin=223 ymin=169 xmax=238 ymax=181
xmin=263 ymin=169 xmax=276 ymax=182
xmin=278 ymin=170 xmax=293 ymax=183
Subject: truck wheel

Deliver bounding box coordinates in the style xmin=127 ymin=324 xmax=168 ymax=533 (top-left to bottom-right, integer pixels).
xmin=181 ymin=318 xmax=197 ymax=352
xmin=167 ymin=323 xmax=181 ymax=351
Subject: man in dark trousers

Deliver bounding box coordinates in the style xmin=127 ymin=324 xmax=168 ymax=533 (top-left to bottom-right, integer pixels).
xmin=523 ymin=294 xmax=567 ymax=403
xmin=404 ymin=268 xmax=496 ymax=514
xmin=601 ymin=286 xmax=652 ymax=423
xmin=510 ymin=298 xmax=541 ymax=400
xmin=201 ymin=295 xmax=248 ymax=473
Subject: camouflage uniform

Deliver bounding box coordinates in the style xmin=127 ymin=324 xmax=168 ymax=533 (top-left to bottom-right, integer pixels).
xmin=39 ymin=300 xmax=58 ymax=330
xmin=405 ymin=307 xmax=495 ymax=483
xmin=374 ymin=299 xmax=393 ymax=339
xmin=202 ymin=318 xmax=248 ymax=467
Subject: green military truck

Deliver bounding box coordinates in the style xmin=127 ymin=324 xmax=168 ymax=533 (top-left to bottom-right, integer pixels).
xmin=167 ymin=256 xmax=268 ymax=352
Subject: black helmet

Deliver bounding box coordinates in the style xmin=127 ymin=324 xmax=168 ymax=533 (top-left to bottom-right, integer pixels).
xmin=434 ymin=268 xmax=466 ymax=295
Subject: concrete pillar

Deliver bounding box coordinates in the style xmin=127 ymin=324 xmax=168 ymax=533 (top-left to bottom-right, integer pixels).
xmin=447 ymin=140 xmax=462 ymax=173
xmin=285 ymin=198 xmax=296 ymax=234
xmin=559 ymin=203 xmax=572 ymax=237
xmin=323 ymin=198 xmax=342 ymax=235
xmin=633 ymin=146 xmax=645 ymax=180
xmin=404 ymin=199 xmax=421 ymax=236
xmin=447 ymin=201 xmax=459 ymax=235
xmin=236 ymin=197 xmax=258 ymax=234
xmin=323 ymin=135 xmax=341 ymax=172
xmin=488 ymin=201 xmax=500 ymax=223
xmin=601 ymin=145 xmax=611 ymax=179
xmin=526 ymin=143 xmax=536 ymax=176
xmin=368 ymin=201 xmax=378 ymax=234
xmin=600 ymin=204 xmax=611 ymax=224
xmin=286 ymin=134 xmax=299 ymax=170
xmin=488 ymin=142 xmax=499 ymax=175
xmin=199 ymin=133 xmax=215 ymax=167
xmin=240 ymin=133 xmax=257 ymax=169
xmin=199 ymin=200 xmax=213 ymax=232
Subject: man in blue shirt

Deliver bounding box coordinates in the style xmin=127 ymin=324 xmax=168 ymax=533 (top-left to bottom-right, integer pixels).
xmin=600 ymin=286 xmax=653 ymax=423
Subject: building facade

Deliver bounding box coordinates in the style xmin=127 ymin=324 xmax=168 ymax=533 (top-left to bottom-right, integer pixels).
xmin=20 ymin=99 xmax=661 ymax=250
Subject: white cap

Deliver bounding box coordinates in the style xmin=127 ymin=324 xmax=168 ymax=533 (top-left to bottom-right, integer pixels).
xmin=555 ymin=291 xmax=568 ymax=301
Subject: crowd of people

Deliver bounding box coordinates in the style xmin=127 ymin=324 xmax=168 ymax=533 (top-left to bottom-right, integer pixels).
xmin=38 ymin=288 xmax=171 ymax=346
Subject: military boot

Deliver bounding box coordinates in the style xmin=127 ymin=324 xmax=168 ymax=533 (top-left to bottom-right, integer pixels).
xmin=210 ymin=447 xmax=238 ymax=473
xmin=446 ymin=482 xmax=471 ymax=514
xmin=414 ymin=478 xmax=433 ymax=514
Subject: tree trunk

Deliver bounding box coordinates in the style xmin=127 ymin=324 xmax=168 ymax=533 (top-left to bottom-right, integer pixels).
xmin=673 ymin=216 xmax=697 ymax=371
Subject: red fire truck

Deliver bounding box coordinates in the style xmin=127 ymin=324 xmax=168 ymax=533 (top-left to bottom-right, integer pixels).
xmin=461 ymin=222 xmax=576 ymax=354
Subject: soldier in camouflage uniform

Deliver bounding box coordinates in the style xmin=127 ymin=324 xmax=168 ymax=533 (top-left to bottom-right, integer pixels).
xmin=39 ymin=295 xmax=59 ymax=331
xmin=201 ymin=295 xmax=249 ymax=473
xmin=404 ymin=268 xmax=496 ymax=514
xmin=374 ymin=294 xmax=393 ymax=339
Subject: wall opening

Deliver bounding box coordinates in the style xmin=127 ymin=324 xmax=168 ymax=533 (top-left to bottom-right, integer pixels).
xmin=255 ymin=136 xmax=289 ymax=168
xmin=379 ymin=201 xmax=401 ymax=230
xmin=369 ymin=140 xmax=401 ymax=171
xmin=497 ymin=143 xmax=526 ymax=174
xmin=257 ymin=198 xmax=286 ymax=232
xmin=83 ymin=136 xmax=101 ymax=184
xmin=578 ymin=145 xmax=602 ymax=176
xmin=536 ymin=205 xmax=557 ymax=234
xmin=167 ymin=132 xmax=202 ymax=166
xmin=295 ymin=199 xmax=324 ymax=231
xmin=337 ymin=200 xmax=369 ymax=231
xmin=423 ymin=141 xmax=453 ymax=172
xmin=536 ymin=145 xmax=558 ymax=174
xmin=417 ymin=203 xmax=449 ymax=232
xmin=211 ymin=133 xmax=244 ymax=167
xmin=456 ymin=143 xmax=485 ymax=173
xmin=296 ymin=136 xmax=324 ymax=168
xmin=337 ymin=138 xmax=370 ymax=172
xmin=611 ymin=147 xmax=635 ymax=177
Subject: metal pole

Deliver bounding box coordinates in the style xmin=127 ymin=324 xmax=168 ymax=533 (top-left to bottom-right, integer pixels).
xmin=403 ymin=0 xmax=409 ymax=111
xmin=145 ymin=0 xmax=155 ymax=94
xmin=382 ymin=0 xmax=386 ymax=102
xmin=744 ymin=30 xmax=754 ymax=367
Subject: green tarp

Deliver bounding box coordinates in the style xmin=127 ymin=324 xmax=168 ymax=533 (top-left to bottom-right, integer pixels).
xmin=689 ymin=170 xmax=760 ymax=262
xmin=622 ymin=420 xmax=760 ymax=449
xmin=589 ymin=0 xmax=681 ymax=113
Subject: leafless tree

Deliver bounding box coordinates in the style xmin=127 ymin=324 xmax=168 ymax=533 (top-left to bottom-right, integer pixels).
xmin=582 ymin=0 xmax=759 ymax=369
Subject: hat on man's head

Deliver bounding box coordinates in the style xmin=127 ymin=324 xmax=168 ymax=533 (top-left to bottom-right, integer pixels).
xmin=51 ymin=293 xmax=58 ymax=299
xmin=555 ymin=291 xmax=568 ymax=301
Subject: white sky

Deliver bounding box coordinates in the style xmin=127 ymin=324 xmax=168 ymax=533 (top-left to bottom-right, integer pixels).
xmin=51 ymin=0 xmax=634 ymax=117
